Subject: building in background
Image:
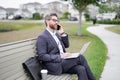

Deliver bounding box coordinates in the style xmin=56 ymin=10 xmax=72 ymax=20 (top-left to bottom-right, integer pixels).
xmin=0 ymin=0 xmax=85 ymax=20
xmin=40 ymin=1 xmax=69 ymax=17
xmin=6 ymin=8 xmax=18 ymax=19
xmin=19 ymin=2 xmax=42 ymax=18
xmin=0 ymin=6 xmax=7 ymax=19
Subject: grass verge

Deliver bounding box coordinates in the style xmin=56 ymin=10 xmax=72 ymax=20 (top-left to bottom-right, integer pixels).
xmin=61 ymin=22 xmax=106 ymax=80
xmin=105 ymin=25 xmax=120 ymax=34
xmin=0 ymin=22 xmax=43 ymax=32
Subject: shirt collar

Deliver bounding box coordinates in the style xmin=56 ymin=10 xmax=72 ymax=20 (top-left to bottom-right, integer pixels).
xmin=46 ymin=28 xmax=56 ymax=36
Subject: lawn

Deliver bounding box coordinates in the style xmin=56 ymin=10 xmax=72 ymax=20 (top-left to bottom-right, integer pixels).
xmin=61 ymin=22 xmax=106 ymax=80
xmin=106 ymin=25 xmax=120 ymax=34
xmin=0 ymin=21 xmax=43 ymax=32
xmin=0 ymin=21 xmax=44 ymax=44
xmin=0 ymin=21 xmax=106 ymax=80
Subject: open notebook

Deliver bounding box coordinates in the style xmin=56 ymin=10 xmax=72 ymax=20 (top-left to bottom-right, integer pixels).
xmin=64 ymin=42 xmax=91 ymax=59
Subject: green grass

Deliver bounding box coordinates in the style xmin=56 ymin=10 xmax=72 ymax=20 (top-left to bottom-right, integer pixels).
xmin=106 ymin=25 xmax=120 ymax=34
xmin=84 ymin=35 xmax=106 ymax=80
xmin=60 ymin=22 xmax=106 ymax=80
xmin=82 ymin=24 xmax=106 ymax=80
xmin=0 ymin=22 xmax=43 ymax=32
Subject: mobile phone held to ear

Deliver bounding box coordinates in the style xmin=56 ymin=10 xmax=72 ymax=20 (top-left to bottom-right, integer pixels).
xmin=57 ymin=25 xmax=61 ymax=30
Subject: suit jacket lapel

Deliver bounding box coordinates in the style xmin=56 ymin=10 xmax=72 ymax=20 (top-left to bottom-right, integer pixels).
xmin=44 ymin=30 xmax=59 ymax=49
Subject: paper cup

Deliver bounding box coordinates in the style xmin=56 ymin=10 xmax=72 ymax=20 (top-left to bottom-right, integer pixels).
xmin=40 ymin=69 xmax=48 ymax=80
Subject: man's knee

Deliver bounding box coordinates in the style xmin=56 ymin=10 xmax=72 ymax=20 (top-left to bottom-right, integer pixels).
xmin=77 ymin=55 xmax=86 ymax=63
xmin=76 ymin=65 xmax=86 ymax=74
xmin=79 ymin=66 xmax=85 ymax=71
xmin=79 ymin=55 xmax=85 ymax=59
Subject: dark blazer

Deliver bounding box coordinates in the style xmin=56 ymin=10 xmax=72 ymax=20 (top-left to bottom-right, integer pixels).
xmin=36 ymin=30 xmax=69 ymax=75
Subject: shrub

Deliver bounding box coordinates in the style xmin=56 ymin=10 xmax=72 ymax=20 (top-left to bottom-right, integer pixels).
xmin=84 ymin=13 xmax=90 ymax=19
xmin=84 ymin=13 xmax=92 ymax=22
xmin=86 ymin=18 xmax=92 ymax=22
xmin=97 ymin=19 xmax=120 ymax=24
xmin=33 ymin=13 xmax=42 ymax=20
xmin=61 ymin=12 xmax=70 ymax=20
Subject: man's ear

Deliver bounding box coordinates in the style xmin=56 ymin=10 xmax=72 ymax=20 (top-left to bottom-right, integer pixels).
xmin=45 ymin=20 xmax=48 ymax=26
xmin=46 ymin=20 xmax=49 ymax=27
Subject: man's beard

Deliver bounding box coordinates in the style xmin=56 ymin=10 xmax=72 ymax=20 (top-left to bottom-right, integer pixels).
xmin=49 ymin=24 xmax=57 ymax=30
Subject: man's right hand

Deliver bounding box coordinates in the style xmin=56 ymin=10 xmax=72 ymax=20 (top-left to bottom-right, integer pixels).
xmin=60 ymin=53 xmax=71 ymax=59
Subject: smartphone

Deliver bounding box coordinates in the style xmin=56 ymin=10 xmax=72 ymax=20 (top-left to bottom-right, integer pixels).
xmin=57 ymin=25 xmax=61 ymax=30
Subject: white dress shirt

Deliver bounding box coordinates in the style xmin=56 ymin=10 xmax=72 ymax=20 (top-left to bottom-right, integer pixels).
xmin=46 ymin=29 xmax=64 ymax=54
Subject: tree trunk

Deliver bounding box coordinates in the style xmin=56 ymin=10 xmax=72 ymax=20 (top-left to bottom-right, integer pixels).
xmin=78 ymin=10 xmax=82 ymax=35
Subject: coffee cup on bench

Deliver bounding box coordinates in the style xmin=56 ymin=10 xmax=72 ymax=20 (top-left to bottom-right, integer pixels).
xmin=40 ymin=69 xmax=48 ymax=80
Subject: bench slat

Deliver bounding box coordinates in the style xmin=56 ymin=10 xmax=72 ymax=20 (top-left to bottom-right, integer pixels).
xmin=4 ymin=69 xmax=26 ymax=80
xmin=0 ymin=49 xmax=35 ymax=64
xmin=16 ymin=73 xmax=29 ymax=80
xmin=0 ymin=51 xmax=35 ymax=69
xmin=0 ymin=39 xmax=36 ymax=52
xmin=0 ymin=66 xmax=22 ymax=80
xmin=0 ymin=59 xmax=27 ymax=75
xmin=0 ymin=44 xmax=35 ymax=58
xmin=57 ymin=74 xmax=71 ymax=80
xmin=46 ymin=74 xmax=72 ymax=80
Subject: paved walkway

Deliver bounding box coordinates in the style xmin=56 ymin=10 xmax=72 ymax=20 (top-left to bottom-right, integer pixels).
xmin=87 ymin=24 xmax=120 ymax=80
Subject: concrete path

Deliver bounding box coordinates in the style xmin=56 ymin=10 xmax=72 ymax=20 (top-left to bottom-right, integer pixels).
xmin=87 ymin=24 xmax=120 ymax=80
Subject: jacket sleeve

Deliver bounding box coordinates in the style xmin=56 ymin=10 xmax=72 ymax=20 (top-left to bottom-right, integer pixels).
xmin=36 ymin=36 xmax=62 ymax=63
xmin=61 ymin=33 xmax=69 ymax=48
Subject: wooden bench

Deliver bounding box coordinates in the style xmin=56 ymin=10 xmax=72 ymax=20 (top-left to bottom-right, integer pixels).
xmin=0 ymin=38 xmax=91 ymax=80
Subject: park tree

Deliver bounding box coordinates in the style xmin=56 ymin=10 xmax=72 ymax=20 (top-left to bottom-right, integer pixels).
xmin=64 ymin=0 xmax=99 ymax=35
xmin=98 ymin=0 xmax=120 ymax=19
xmin=62 ymin=12 xmax=70 ymax=19
xmin=99 ymin=4 xmax=110 ymax=13
xmin=112 ymin=5 xmax=120 ymax=19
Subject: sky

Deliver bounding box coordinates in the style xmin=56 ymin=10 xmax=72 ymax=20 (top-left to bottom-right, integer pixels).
xmin=0 ymin=0 xmax=60 ymax=8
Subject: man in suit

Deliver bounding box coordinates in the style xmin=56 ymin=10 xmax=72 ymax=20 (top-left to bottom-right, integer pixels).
xmin=36 ymin=13 xmax=96 ymax=80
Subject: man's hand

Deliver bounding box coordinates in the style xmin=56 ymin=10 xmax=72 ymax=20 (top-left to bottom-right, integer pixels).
xmin=57 ymin=24 xmax=64 ymax=35
xmin=60 ymin=53 xmax=71 ymax=59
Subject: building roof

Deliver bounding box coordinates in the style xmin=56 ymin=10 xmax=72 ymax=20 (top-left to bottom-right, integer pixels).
xmin=22 ymin=9 xmax=31 ymax=13
xmin=46 ymin=1 xmax=68 ymax=5
xmin=6 ymin=8 xmax=18 ymax=12
xmin=23 ymin=2 xmax=41 ymax=6
xmin=0 ymin=6 xmax=6 ymax=10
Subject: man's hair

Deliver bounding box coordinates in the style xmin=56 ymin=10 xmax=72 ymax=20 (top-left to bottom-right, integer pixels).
xmin=45 ymin=13 xmax=58 ymax=26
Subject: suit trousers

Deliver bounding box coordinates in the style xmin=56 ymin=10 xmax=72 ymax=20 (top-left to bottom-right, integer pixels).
xmin=61 ymin=55 xmax=96 ymax=80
